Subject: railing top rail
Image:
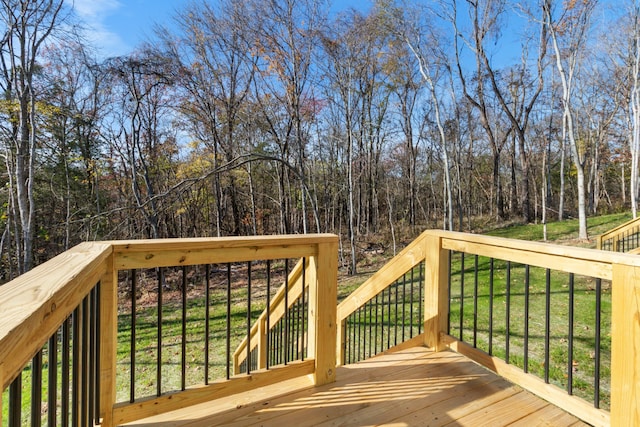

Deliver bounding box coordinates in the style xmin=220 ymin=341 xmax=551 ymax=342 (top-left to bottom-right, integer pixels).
xmin=108 ymin=234 xmax=339 ymax=269
xmin=598 ymin=215 xmax=640 ymax=241
xmin=433 ymin=229 xmax=640 ymax=269
xmin=0 ymin=241 xmax=112 ymax=390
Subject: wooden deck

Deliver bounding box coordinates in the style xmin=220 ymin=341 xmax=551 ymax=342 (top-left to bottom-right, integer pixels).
xmin=124 ymin=346 xmax=589 ymax=426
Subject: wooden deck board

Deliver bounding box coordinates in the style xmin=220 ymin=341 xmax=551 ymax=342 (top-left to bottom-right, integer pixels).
xmin=124 ymin=347 xmax=591 ymax=427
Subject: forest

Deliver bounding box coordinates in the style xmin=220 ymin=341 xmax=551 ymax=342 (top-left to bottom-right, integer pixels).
xmin=0 ymin=0 xmax=637 ymax=281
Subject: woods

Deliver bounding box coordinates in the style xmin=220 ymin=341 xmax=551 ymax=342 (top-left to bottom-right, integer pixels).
xmin=0 ymin=0 xmax=637 ymax=279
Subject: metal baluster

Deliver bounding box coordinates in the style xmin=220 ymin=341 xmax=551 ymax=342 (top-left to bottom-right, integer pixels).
xmin=505 ymin=261 xmax=511 ymax=364
xmin=567 ymin=273 xmax=574 ymax=395
xmin=32 ymin=350 xmax=43 ymax=427
xmin=524 ymin=265 xmax=530 ymax=373
xmin=9 ymin=373 xmax=21 ymax=427
xmin=473 ymin=255 xmax=479 ymax=348
xmin=594 ymin=278 xmax=602 ymax=409
xmin=544 ymin=268 xmax=551 ymax=383
xmin=130 ymin=270 xmax=137 ymax=402
xmin=489 ymin=258 xmax=494 ymax=355
xmin=205 ymin=265 xmax=210 ymax=384
xmin=157 ymin=268 xmax=163 ymax=396
xmin=460 ymin=253 xmax=465 ymax=341
xmin=226 ymin=264 xmax=232 ymax=379
xmin=181 ymin=267 xmax=187 ymax=390
xmin=48 ymin=331 xmax=58 ymax=427
xmin=247 ymin=262 xmax=252 ymax=374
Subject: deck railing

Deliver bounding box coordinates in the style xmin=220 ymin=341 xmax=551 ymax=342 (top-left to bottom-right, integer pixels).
xmin=0 ymin=235 xmax=338 ymax=427
xmin=338 ymin=230 xmax=640 ymax=426
xmin=1 ymin=231 xmax=639 ymax=426
xmin=597 ymin=215 xmax=640 ymax=252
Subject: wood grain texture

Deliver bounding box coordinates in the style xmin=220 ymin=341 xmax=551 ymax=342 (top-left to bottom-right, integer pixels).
xmin=113 ymin=360 xmax=315 ymax=425
xmin=110 ymin=235 xmax=337 ymax=269
xmin=442 ymin=335 xmax=610 ymax=427
xmin=311 ymin=239 xmax=338 ymax=386
xmin=99 ymin=254 xmax=118 ymax=427
xmin=123 ymin=346 xmax=588 ymax=427
xmin=611 ymin=263 xmax=640 ymax=426
xmin=0 ymin=242 xmax=111 ymax=390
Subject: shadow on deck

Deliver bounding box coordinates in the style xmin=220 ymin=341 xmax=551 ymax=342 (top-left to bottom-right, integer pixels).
xmin=125 ymin=346 xmax=587 ymax=427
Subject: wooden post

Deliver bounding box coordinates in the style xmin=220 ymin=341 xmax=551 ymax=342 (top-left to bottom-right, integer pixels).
xmin=423 ymin=234 xmax=449 ymax=351
xmin=308 ymin=240 xmax=338 ymax=386
xmin=611 ymin=263 xmax=640 ymax=425
xmin=99 ymin=255 xmax=117 ymax=427
xmin=596 ymin=235 xmax=602 ymax=250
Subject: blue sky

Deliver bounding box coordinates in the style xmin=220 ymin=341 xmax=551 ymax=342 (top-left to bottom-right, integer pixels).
xmin=72 ymin=0 xmax=373 ymax=58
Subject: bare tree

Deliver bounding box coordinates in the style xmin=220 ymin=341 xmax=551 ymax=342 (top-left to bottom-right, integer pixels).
xmin=0 ymin=0 xmax=64 ymax=272
xmin=543 ymin=0 xmax=597 ymax=239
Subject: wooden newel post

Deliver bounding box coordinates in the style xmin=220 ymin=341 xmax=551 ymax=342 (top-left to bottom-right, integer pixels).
xmin=611 ymin=263 xmax=640 ymax=425
xmin=308 ymin=239 xmax=338 ymax=386
xmin=423 ymin=233 xmax=449 ymax=351
xmin=99 ymin=255 xmax=118 ymax=427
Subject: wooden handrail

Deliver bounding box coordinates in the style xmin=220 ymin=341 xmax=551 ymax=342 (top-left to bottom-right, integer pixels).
xmin=0 ymin=242 xmax=112 ymax=391
xmin=597 ymin=215 xmax=640 ymax=250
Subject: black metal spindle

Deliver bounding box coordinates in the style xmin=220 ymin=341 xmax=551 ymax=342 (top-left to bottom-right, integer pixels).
xmin=505 ymin=261 xmax=511 ymax=364
xmin=226 ymin=264 xmax=231 ymax=379
xmin=204 ymin=265 xmax=210 ymax=384
xmin=524 ymin=265 xmax=530 ymax=373
xmin=62 ymin=317 xmax=70 ymax=426
xmin=489 ymin=258 xmax=494 ymax=355
xmin=94 ymin=284 xmax=102 ymax=424
xmin=459 ymin=252 xmax=465 ymax=341
xmin=448 ymin=250 xmax=452 ymax=335
xmin=473 ymin=255 xmax=479 ymax=348
xmin=419 ymin=262 xmax=423 ymax=334
xmin=594 ymin=278 xmax=602 ymax=409
xmin=48 ymin=331 xmax=58 ymax=427
xmin=368 ymin=298 xmax=373 ymax=358
xmin=402 ymin=273 xmax=407 ymax=342
xmin=301 ymin=258 xmax=306 ymax=360
xmin=9 ymin=373 xmax=21 ymax=427
xmin=544 ymin=268 xmax=551 ymax=384
xmin=89 ymin=288 xmax=97 ymax=425
xmin=284 ymin=259 xmax=289 ymax=365
xmin=83 ymin=296 xmax=91 ymax=427
xmin=266 ymin=261 xmax=272 ymax=369
xmin=247 ymin=262 xmax=252 ymax=374
xmin=72 ymin=306 xmax=80 ymax=427
xmin=387 ymin=286 xmax=392 ymax=349
xmin=157 ymin=268 xmax=163 ymax=396
xmin=130 ymin=270 xmax=137 ymax=403
xmin=394 ymin=280 xmax=399 ymax=346
xmin=181 ymin=267 xmax=187 ymax=390
xmin=375 ymin=293 xmax=380 ymax=355
xmin=296 ymin=281 xmax=302 ymax=361
xmin=32 ymin=350 xmax=43 ymax=427
xmin=567 ymin=273 xmax=575 ymax=395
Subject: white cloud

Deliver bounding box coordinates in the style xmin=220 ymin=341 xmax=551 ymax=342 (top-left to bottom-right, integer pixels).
xmin=73 ymin=0 xmax=121 ymax=19
xmin=71 ymin=0 xmax=130 ymax=57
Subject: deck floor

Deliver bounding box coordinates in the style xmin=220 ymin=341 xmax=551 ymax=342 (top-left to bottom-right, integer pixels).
xmin=125 ymin=347 xmax=589 ymax=426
